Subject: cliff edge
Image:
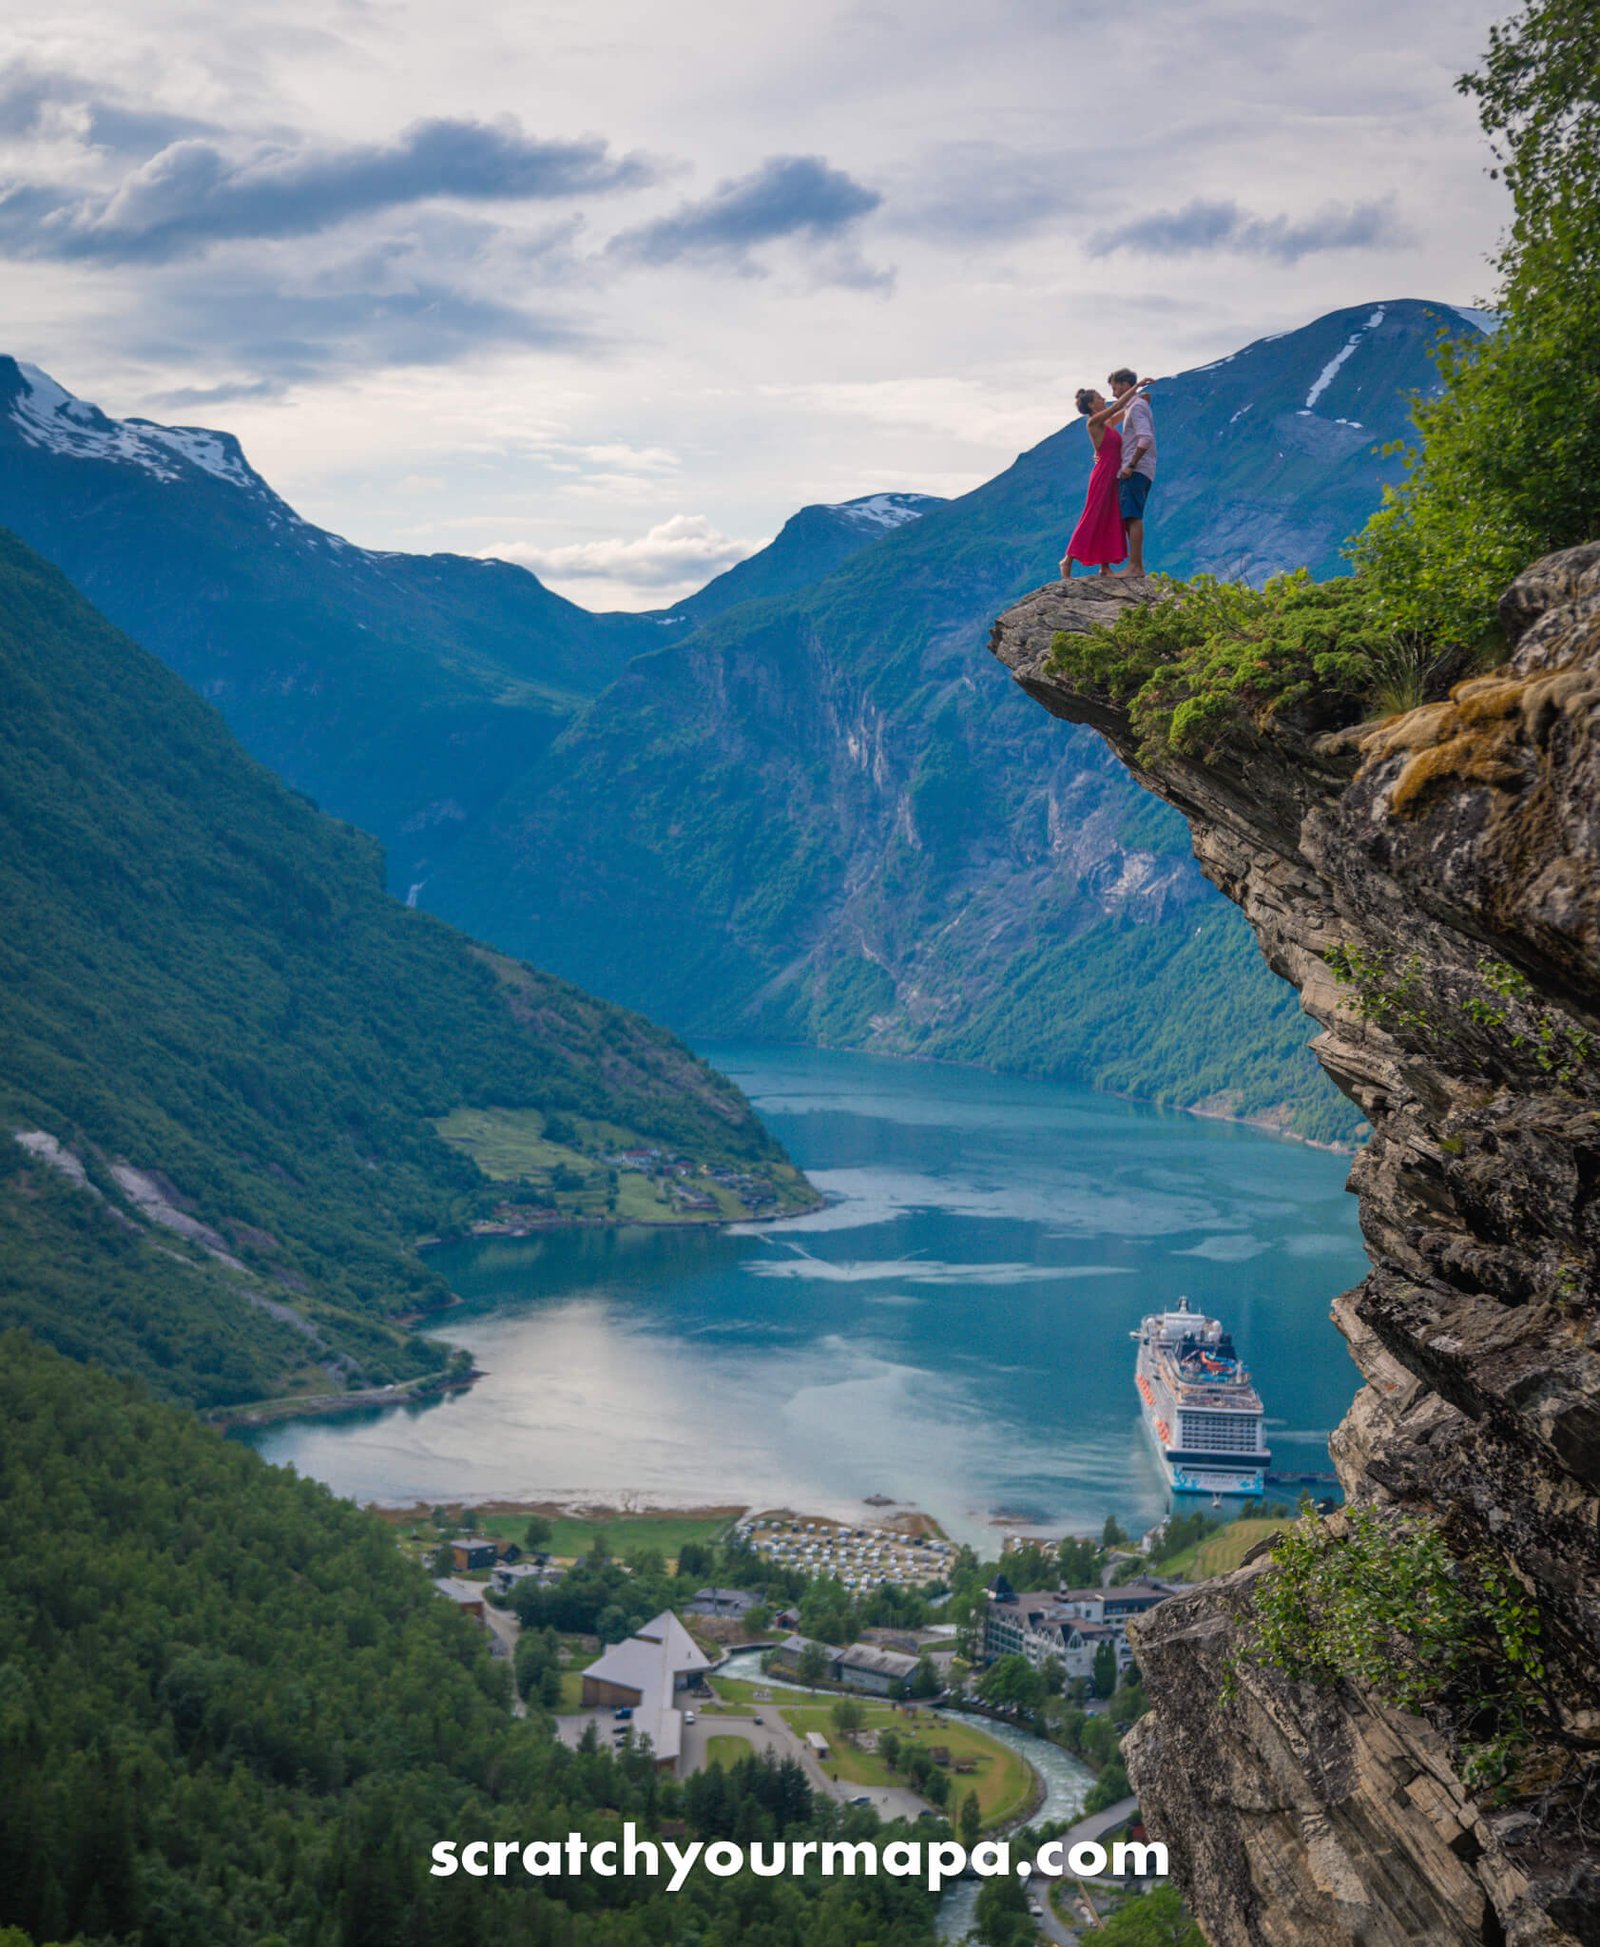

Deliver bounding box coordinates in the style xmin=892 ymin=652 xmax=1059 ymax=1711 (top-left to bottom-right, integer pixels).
xmin=991 ymin=550 xmax=1600 ymax=1945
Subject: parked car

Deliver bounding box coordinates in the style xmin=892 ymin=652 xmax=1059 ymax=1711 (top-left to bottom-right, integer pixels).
xmin=752 ymin=1715 xmax=764 ymax=1725
xmin=683 ymin=1711 xmax=696 ymax=1724
xmin=847 ymin=1794 xmax=872 ymax=1807
xmin=613 ymin=1706 xmax=633 ymax=1720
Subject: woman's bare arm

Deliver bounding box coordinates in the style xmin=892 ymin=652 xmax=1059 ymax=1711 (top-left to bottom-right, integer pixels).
xmin=1084 ymin=379 xmax=1154 ymax=428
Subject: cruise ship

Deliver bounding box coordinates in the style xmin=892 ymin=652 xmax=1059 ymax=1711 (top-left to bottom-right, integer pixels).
xmin=1133 ymin=1297 xmax=1270 ymax=1497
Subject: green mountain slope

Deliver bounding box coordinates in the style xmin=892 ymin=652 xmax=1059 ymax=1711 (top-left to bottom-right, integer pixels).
xmin=0 ymin=1331 xmax=934 ymax=1947
xmin=425 ymin=301 xmax=1486 ymax=1144
xmin=0 ymin=530 xmax=809 ymax=1411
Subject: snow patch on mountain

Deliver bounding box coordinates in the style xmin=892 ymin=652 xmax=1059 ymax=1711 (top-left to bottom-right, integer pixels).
xmin=832 ymin=492 xmax=933 ymax=530
xmin=1304 ymin=307 xmax=1386 ymax=411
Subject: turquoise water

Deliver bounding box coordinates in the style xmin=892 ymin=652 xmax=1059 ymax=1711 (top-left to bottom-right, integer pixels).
xmin=242 ymin=1044 xmax=1367 ymax=1547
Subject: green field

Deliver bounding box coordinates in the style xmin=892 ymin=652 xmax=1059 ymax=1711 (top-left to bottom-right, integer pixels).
xmin=471 ymin=1508 xmax=740 ymax=1566
xmin=705 ymin=1734 xmax=757 ymax=1769
xmin=434 ymin=1106 xmax=813 ymax=1226
xmin=1157 ymin=1517 xmax=1286 ymax=1582
xmin=704 ymin=1673 xmax=1033 ymax=1829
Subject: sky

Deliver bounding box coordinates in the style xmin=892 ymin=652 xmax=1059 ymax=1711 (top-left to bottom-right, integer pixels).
xmin=1 ymin=0 xmax=1510 ymax=608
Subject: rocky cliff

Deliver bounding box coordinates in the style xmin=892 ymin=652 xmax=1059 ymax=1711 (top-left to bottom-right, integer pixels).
xmin=991 ymin=550 xmax=1600 ymax=1945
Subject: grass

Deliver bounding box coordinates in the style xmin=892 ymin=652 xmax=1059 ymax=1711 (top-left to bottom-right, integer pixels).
xmin=1155 ymin=1516 xmax=1286 ymax=1582
xmin=557 ymin=1670 xmax=586 ymax=1712
xmin=474 ymin=1508 xmax=738 ymax=1567
xmin=433 ymin=1107 xmax=810 ymax=1226
xmin=705 ymin=1733 xmax=756 ymax=1769
xmin=747 ymin=1697 xmax=1035 ymax=1830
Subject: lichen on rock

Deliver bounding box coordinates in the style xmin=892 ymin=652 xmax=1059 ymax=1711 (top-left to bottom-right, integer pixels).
xmin=991 ymin=547 xmax=1600 ymax=1945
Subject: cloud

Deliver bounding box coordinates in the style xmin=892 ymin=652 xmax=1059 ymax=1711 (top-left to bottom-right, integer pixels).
xmin=147 ymin=376 xmax=288 ymax=407
xmin=491 ymin=514 xmax=758 ymax=590
xmin=0 ymin=59 xmax=217 ymax=153
xmin=1088 ymin=196 xmax=1409 ymax=264
xmin=887 ymin=141 xmax=1084 ymax=240
xmin=1 ymin=116 xmax=651 ymax=263
xmin=608 ymin=154 xmax=884 ymax=280
xmin=125 ymin=261 xmax=593 ymax=382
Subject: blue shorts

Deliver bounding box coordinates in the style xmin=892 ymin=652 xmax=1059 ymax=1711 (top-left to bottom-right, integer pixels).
xmin=1119 ymin=473 xmax=1153 ymax=521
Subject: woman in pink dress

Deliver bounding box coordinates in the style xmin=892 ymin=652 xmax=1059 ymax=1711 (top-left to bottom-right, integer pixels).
xmin=1060 ymin=386 xmax=1130 ymax=577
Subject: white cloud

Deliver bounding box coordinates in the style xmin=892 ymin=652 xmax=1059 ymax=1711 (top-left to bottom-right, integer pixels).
xmin=488 ymin=512 xmax=762 ymax=608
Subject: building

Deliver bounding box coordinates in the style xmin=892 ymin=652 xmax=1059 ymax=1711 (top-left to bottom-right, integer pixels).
xmin=492 ymin=1560 xmax=565 ymax=1596
xmin=433 ymin=1576 xmax=486 ymax=1620
xmin=980 ymin=1582 xmax=1167 ymax=1683
xmin=832 ymin=1643 xmax=921 ymax=1695
xmin=806 ymin=1731 xmax=832 ymax=1762
xmin=449 ymin=1537 xmax=498 ymax=1573
xmin=766 ymin=1633 xmax=830 ymax=1676
xmin=684 ymin=1587 xmax=762 ymax=1620
xmin=580 ymin=1612 xmax=712 ymax=1772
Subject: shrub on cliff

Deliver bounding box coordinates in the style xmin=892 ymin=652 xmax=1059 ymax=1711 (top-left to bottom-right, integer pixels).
xmin=1350 ymin=0 xmax=1600 ymax=644
xmin=1046 ymin=571 xmax=1394 ymax=760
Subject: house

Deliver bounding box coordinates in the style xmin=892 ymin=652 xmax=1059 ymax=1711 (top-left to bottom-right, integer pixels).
xmin=832 ymin=1643 xmax=921 ymax=1695
xmin=449 ymin=1537 xmax=498 ymax=1573
xmin=433 ymin=1577 xmax=486 ymax=1620
xmin=766 ymin=1633 xmax=830 ymax=1676
xmin=491 ymin=1561 xmax=546 ymax=1596
xmin=684 ymin=1587 xmax=762 ymax=1620
xmin=579 ymin=1611 xmax=712 ymax=1773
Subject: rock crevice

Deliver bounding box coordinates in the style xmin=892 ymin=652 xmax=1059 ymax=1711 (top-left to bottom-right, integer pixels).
xmin=991 ymin=551 xmax=1600 ymax=1945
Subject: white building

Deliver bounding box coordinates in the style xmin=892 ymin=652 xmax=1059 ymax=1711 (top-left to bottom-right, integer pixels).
xmin=580 ymin=1611 xmax=712 ymax=1772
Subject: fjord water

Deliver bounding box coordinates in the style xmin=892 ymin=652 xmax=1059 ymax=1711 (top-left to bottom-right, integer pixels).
xmin=245 ymin=1045 xmax=1368 ymax=1546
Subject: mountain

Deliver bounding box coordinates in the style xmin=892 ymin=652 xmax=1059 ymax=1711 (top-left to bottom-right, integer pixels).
xmin=0 ymin=361 xmax=942 ymax=900
xmin=0 ymin=303 xmax=1482 ymax=1143
xmin=0 ymin=528 xmax=809 ymax=1413
xmin=420 ymin=301 xmax=1484 ymax=1143
xmin=0 ymin=357 xmax=675 ymax=875
xmin=663 ymin=492 xmax=945 ymax=626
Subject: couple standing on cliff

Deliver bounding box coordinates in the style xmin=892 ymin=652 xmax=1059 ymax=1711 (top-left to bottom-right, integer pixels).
xmin=1060 ymin=367 xmax=1157 ymax=579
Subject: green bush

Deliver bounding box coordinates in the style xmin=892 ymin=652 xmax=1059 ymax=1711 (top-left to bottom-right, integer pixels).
xmin=1230 ymin=1505 xmax=1547 ymax=1788
xmin=1047 ymin=571 xmax=1397 ymax=760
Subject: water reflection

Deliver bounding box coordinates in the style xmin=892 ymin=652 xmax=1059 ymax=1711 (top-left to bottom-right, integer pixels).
xmin=242 ymin=1045 xmax=1367 ymax=1546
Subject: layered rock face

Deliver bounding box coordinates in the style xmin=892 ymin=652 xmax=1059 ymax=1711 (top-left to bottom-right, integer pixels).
xmin=991 ymin=551 xmax=1600 ymax=1945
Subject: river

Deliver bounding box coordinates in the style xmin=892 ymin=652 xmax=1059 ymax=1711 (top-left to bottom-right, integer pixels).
xmin=242 ymin=1043 xmax=1368 ymax=1546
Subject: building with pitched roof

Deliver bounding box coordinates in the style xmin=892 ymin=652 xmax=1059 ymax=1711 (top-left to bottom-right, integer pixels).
xmin=580 ymin=1612 xmax=712 ymax=1771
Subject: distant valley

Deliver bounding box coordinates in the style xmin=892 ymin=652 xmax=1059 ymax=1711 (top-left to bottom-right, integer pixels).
xmin=0 ymin=301 xmax=1488 ymax=1143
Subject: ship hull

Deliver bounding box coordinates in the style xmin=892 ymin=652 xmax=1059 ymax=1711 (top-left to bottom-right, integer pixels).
xmin=1138 ymin=1396 xmax=1267 ymax=1496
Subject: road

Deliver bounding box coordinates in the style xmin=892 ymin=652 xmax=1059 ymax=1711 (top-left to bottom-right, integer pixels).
xmin=683 ymin=1706 xmax=928 ymax=1821
xmin=479 ymin=1601 xmax=526 ymax=1717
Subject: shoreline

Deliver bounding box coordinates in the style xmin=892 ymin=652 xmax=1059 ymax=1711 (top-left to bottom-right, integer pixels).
xmin=704 ymin=1034 xmax=1366 ymax=1157
xmin=415 ymin=1184 xmax=828 ymax=1253
xmin=207 ymin=1363 xmax=481 ymax=1431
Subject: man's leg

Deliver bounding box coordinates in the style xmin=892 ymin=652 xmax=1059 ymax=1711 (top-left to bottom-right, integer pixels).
xmin=1125 ymin=518 xmax=1145 ymax=576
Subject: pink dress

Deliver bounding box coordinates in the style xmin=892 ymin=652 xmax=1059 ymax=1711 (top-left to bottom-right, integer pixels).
xmin=1064 ymin=421 xmax=1127 ymax=569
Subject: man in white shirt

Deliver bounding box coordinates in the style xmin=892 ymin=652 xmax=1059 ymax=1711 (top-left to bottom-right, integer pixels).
xmin=1108 ymin=366 xmax=1156 ymax=576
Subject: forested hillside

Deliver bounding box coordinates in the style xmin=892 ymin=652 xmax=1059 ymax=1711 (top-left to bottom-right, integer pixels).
xmin=0 ymin=531 xmax=808 ymax=1411
xmin=0 ymin=1333 xmax=934 ymax=1947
